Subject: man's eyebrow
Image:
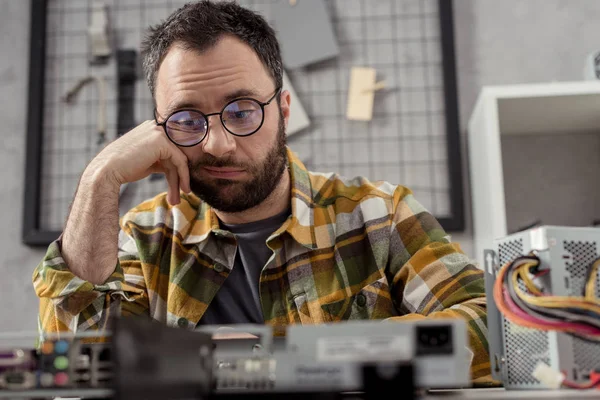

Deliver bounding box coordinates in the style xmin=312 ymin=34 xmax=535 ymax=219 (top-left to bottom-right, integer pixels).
xmin=162 ymin=102 xmax=197 ymax=117
xmin=160 ymin=89 xmax=263 ymax=117
xmin=222 ymin=88 xmax=260 ymax=103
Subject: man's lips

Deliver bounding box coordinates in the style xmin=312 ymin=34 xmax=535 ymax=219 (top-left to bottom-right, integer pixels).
xmin=203 ymin=166 xmax=246 ymax=178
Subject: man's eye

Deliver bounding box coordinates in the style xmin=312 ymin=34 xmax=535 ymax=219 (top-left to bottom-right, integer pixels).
xmin=233 ymin=110 xmax=253 ymax=119
xmin=175 ymin=119 xmax=197 ymax=126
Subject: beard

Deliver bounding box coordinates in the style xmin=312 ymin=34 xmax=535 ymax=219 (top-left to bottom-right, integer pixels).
xmin=188 ymin=113 xmax=288 ymax=213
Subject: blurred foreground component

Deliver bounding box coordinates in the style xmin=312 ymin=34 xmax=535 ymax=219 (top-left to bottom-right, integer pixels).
xmin=112 ymin=316 xmax=213 ymax=400
xmin=0 ymin=316 xmax=476 ymax=399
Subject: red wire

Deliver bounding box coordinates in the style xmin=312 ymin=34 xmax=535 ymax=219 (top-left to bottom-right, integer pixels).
xmin=534 ymin=270 xmax=549 ymax=278
xmin=562 ymin=372 xmax=600 ymax=390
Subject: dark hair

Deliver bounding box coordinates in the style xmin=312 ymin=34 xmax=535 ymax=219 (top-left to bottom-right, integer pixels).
xmin=141 ymin=0 xmax=283 ymax=98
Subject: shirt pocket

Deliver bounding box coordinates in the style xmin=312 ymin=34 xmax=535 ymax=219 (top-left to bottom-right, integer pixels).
xmin=320 ymin=276 xmax=397 ymax=322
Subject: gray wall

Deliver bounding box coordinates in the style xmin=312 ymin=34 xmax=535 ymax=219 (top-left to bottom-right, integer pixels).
xmin=1 ymin=1 xmax=46 ymax=334
xmin=2 ymin=0 xmax=600 ymax=332
xmin=452 ymin=0 xmax=600 ymax=256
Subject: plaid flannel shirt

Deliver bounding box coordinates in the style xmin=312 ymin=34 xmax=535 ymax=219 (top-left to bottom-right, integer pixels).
xmin=33 ymin=147 xmax=492 ymax=384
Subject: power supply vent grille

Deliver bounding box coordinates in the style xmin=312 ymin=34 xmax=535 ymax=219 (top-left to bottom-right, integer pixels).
xmin=563 ymin=240 xmax=600 ymax=376
xmin=498 ymin=239 xmax=523 ymax=267
xmin=498 ymin=238 xmax=550 ymax=386
xmin=563 ymin=241 xmax=598 ymax=297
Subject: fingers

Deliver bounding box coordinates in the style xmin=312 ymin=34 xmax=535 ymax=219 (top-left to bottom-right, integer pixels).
xmin=163 ymin=162 xmax=181 ymax=205
xmin=161 ymin=146 xmax=190 ymax=205
xmin=92 ymin=120 xmax=192 ymax=199
xmin=159 ymin=138 xmax=191 ymax=194
xmin=173 ymin=152 xmax=191 ymax=194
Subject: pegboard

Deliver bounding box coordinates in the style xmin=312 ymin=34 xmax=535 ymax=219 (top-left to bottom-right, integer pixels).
xmin=23 ymin=0 xmax=464 ymax=246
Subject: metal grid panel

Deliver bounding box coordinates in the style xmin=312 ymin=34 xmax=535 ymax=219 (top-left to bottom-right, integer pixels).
xmin=34 ymin=0 xmax=460 ymax=238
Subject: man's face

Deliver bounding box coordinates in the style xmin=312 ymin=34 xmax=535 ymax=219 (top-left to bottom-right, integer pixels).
xmin=154 ymin=36 xmax=291 ymax=212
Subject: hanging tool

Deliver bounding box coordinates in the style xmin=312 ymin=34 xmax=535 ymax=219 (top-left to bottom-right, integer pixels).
xmin=88 ymin=0 xmax=112 ymax=65
xmin=346 ymin=67 xmax=386 ymax=121
xmin=63 ymin=75 xmax=107 ymax=148
xmin=116 ymin=49 xmax=137 ymax=138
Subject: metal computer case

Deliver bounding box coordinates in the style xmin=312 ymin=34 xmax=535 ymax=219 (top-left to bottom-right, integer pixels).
xmin=484 ymin=226 xmax=600 ymax=389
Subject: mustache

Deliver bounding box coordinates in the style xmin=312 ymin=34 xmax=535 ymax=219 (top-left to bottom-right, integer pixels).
xmin=189 ymin=155 xmax=249 ymax=170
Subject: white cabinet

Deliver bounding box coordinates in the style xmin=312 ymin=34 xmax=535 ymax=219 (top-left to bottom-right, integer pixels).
xmin=467 ymin=81 xmax=600 ymax=267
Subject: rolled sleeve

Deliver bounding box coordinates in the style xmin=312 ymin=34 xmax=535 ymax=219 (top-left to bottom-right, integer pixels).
xmin=33 ymin=235 xmax=148 ymax=335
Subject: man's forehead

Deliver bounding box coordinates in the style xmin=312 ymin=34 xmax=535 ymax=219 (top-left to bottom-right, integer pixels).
xmin=154 ymin=41 xmax=274 ymax=113
xmin=166 ymin=36 xmax=263 ymax=71
xmin=157 ymin=40 xmax=268 ymax=83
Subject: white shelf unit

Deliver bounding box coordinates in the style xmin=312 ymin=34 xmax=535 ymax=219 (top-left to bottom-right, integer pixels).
xmin=467 ymin=80 xmax=600 ymax=266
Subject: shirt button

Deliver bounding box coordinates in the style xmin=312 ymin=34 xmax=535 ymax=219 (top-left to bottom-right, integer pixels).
xmin=214 ymin=264 xmax=225 ymax=273
xmin=177 ymin=318 xmax=189 ymax=328
xmin=356 ymin=294 xmax=367 ymax=307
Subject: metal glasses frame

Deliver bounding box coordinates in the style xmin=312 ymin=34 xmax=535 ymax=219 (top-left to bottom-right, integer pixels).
xmin=154 ymin=87 xmax=282 ymax=147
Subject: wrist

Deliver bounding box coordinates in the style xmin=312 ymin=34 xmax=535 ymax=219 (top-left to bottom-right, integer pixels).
xmin=81 ymin=160 xmax=121 ymax=193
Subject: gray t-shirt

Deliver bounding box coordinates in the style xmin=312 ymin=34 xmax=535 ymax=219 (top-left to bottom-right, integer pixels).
xmin=198 ymin=208 xmax=291 ymax=325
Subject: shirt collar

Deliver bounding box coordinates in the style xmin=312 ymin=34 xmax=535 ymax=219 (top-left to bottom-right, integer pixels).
xmin=181 ymin=147 xmax=332 ymax=250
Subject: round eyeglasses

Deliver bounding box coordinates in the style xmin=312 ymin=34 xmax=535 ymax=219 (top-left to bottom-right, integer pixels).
xmin=154 ymin=87 xmax=282 ymax=147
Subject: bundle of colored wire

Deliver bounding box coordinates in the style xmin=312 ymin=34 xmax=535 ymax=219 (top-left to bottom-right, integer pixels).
xmin=493 ymin=254 xmax=600 ymax=389
xmin=494 ymin=254 xmax=600 ymax=337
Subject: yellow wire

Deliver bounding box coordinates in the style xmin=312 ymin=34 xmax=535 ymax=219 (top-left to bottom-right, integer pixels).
xmin=512 ymin=265 xmax=600 ymax=313
xmin=517 ymin=265 xmax=543 ymax=295
xmin=585 ymin=259 xmax=600 ymax=301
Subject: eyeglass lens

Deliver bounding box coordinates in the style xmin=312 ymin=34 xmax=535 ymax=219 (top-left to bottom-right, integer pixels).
xmin=165 ymin=98 xmax=265 ymax=146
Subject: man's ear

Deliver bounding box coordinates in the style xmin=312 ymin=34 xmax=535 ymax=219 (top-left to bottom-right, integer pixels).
xmin=279 ymin=89 xmax=291 ymax=130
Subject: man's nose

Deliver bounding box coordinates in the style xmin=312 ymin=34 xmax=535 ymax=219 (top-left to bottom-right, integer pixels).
xmin=200 ymin=115 xmax=237 ymax=158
